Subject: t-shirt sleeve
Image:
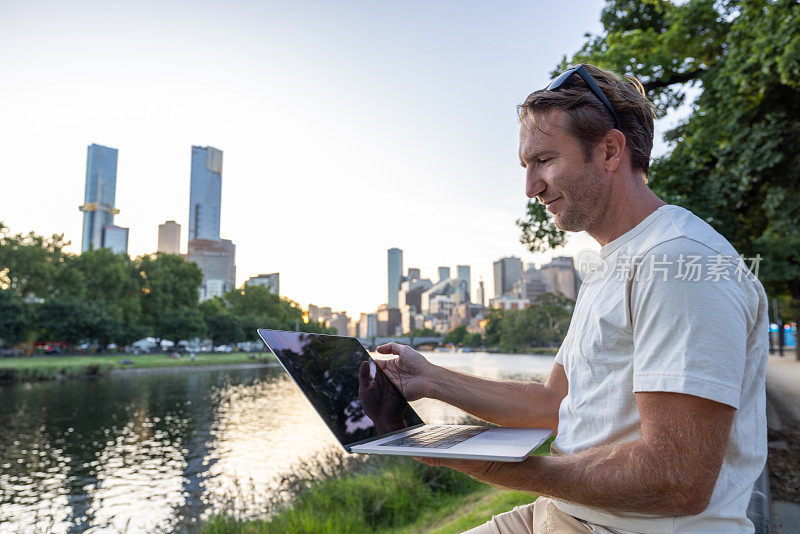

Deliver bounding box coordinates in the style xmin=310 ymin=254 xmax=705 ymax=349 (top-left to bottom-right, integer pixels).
xmin=629 ymin=239 xmax=752 ymax=409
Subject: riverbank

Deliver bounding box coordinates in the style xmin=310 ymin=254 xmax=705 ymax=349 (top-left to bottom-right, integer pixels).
xmin=202 ymin=439 xmax=552 ymax=534
xmin=0 ymin=352 xmax=276 ymax=383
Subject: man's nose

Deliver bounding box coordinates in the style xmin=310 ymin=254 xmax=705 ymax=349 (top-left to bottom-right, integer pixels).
xmin=526 ymin=170 xmax=546 ymax=199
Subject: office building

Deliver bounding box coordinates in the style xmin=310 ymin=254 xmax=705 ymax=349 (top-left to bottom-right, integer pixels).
xmin=421 ymin=278 xmax=469 ymax=317
xmin=438 ymin=266 xmax=451 ymax=283
xmin=477 ymin=278 xmax=486 ymax=307
xmin=308 ymin=304 xmax=333 ymax=324
xmin=457 ymin=265 xmax=471 ymax=301
xmin=377 ymin=304 xmax=402 ymax=337
xmin=102 ymin=226 xmax=129 ymax=255
xmin=387 ymin=248 xmax=403 ymax=308
xmin=245 ymin=273 xmax=279 ymax=295
xmin=489 ymin=295 xmax=530 ymax=310
xmin=541 ymin=256 xmax=581 ymax=299
xmin=399 ymin=276 xmax=433 ymax=313
xmin=358 ymin=313 xmax=378 ymax=338
xmin=79 ymin=144 xmax=127 ymax=252
xmin=493 ymin=256 xmax=523 ymax=297
xmin=327 ymin=312 xmax=350 ymax=336
xmin=510 ymin=267 xmax=550 ymax=301
xmin=188 ymin=146 xmax=223 ymax=241
xmin=451 ymin=303 xmax=484 ymax=330
xmin=407 ymin=267 xmax=421 ymax=280
xmin=157 ymin=220 xmax=181 ymax=254
xmin=186 ymin=238 xmax=236 ymax=301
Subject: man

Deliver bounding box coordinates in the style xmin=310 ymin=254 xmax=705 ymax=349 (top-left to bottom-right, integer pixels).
xmin=376 ymin=64 xmax=768 ymax=533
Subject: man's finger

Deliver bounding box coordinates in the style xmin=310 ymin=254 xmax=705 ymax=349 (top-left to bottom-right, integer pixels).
xmin=377 ymin=342 xmax=403 ymax=355
xmin=358 ymin=360 xmax=371 ymax=386
xmin=413 ymin=456 xmax=441 ymax=466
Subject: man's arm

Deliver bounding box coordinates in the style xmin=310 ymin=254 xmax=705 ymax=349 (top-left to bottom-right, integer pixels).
xmin=419 ymin=391 xmax=734 ymax=516
xmin=375 ymin=342 xmax=566 ymax=429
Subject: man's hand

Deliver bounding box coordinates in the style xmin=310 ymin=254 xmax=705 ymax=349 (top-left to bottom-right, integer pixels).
xmin=375 ymin=342 xmax=436 ymax=401
xmin=358 ymin=360 xmax=407 ymax=434
xmin=412 ymin=456 xmax=500 ymax=480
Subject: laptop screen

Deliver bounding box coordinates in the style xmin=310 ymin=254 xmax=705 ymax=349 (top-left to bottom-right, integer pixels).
xmin=258 ymin=329 xmax=424 ymax=447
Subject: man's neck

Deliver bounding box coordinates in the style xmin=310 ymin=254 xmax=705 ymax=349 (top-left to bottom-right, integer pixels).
xmin=587 ymin=180 xmax=666 ymax=247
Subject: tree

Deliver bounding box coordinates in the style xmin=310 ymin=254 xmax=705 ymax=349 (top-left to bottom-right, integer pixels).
xmin=137 ymin=253 xmax=203 ymax=335
xmin=463 ymin=332 xmax=484 ymax=347
xmin=517 ymin=0 xmax=800 ymax=356
xmin=36 ymin=296 xmax=107 ymax=347
xmin=200 ymin=299 xmax=245 ymax=345
xmin=65 ymin=249 xmax=143 ymax=344
xmin=0 ymin=289 xmax=29 ymax=347
xmin=444 ymin=325 xmax=468 ymax=346
xmin=0 ymin=222 xmax=76 ymax=300
xmin=517 ymin=201 xmax=566 ymax=254
xmin=157 ymin=307 xmax=206 ymax=342
xmin=483 ymin=295 xmax=575 ymax=352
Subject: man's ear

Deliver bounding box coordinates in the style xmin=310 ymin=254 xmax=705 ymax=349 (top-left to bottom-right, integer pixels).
xmin=602 ymin=129 xmax=627 ymax=172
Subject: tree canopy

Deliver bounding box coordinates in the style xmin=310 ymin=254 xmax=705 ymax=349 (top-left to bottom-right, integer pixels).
xmin=518 ymin=0 xmax=800 ymax=328
xmin=0 ymin=224 xmax=332 ymax=350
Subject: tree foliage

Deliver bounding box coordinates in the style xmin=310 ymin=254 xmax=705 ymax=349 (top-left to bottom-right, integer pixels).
xmin=0 ymin=223 xmax=332 ymax=349
xmin=518 ymin=0 xmax=800 ymax=328
xmin=483 ymin=293 xmax=575 ymax=352
xmin=517 ymin=201 xmax=567 ymax=254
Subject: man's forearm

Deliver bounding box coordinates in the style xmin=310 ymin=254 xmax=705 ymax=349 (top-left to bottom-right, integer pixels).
xmin=464 ymin=440 xmax=704 ymax=516
xmin=426 ymin=366 xmax=560 ymax=429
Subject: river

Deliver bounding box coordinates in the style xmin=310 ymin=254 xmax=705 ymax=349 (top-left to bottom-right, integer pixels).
xmin=0 ymin=352 xmax=554 ymax=533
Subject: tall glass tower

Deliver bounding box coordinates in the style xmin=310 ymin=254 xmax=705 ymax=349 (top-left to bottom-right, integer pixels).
xmin=80 ymin=144 xmax=120 ymax=252
xmin=387 ymin=248 xmax=403 ymax=308
xmin=188 ymin=146 xmax=223 ymax=241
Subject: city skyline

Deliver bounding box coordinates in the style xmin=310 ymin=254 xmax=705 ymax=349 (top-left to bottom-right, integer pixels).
xmin=2 ymin=1 xmax=691 ymax=319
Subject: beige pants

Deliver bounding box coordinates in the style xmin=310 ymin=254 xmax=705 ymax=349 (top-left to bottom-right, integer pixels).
xmin=462 ymin=497 xmax=592 ymax=534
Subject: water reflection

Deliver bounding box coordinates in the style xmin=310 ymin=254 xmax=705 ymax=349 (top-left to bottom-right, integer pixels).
xmin=0 ymin=352 xmax=553 ymax=532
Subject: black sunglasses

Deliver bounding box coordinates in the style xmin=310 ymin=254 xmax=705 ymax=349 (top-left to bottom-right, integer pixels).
xmin=546 ymin=65 xmax=621 ymax=130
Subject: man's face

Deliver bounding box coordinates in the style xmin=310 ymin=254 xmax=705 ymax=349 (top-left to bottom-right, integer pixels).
xmin=519 ymin=109 xmax=607 ymax=232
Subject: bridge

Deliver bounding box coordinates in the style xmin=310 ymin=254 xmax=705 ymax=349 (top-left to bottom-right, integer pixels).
xmin=357 ymin=336 xmax=444 ymax=351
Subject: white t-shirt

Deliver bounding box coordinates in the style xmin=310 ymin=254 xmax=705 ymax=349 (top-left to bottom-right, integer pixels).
xmin=551 ymin=205 xmax=769 ymax=534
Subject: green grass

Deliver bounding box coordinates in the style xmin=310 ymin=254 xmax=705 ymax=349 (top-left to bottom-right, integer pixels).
xmin=394 ymin=487 xmax=536 ymax=534
xmin=0 ymin=352 xmax=275 ymax=382
xmin=202 ymin=439 xmax=552 ymax=534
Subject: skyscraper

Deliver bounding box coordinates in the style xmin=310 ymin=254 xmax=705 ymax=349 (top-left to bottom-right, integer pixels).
xmin=477 ymin=278 xmax=486 ymax=307
xmin=493 ymin=257 xmax=523 ymax=297
xmin=102 ymin=226 xmax=129 ymax=255
xmin=157 ymin=220 xmax=181 ymax=254
xmin=188 ymin=146 xmax=223 ymax=241
xmin=79 ymin=143 xmax=126 ymax=252
xmin=245 ymin=273 xmax=280 ymax=295
xmin=387 ymin=248 xmax=403 ymax=308
xmin=457 ymin=265 xmax=471 ymax=301
xmin=541 ymin=256 xmax=581 ymax=299
xmin=438 ymin=266 xmax=451 ymax=283
xmin=186 ymin=238 xmax=236 ymax=301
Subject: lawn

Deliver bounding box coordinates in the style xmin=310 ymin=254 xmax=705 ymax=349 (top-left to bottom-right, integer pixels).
xmin=0 ymin=352 xmax=275 ymax=382
xmin=201 ymin=439 xmax=552 ymax=534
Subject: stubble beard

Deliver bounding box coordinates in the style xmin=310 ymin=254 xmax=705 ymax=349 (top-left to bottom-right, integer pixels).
xmin=552 ymin=164 xmax=602 ymax=233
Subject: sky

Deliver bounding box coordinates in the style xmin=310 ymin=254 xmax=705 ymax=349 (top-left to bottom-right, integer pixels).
xmin=0 ymin=1 xmax=684 ymax=318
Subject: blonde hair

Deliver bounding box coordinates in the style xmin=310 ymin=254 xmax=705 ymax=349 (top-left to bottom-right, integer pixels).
xmin=519 ymin=64 xmax=656 ymax=178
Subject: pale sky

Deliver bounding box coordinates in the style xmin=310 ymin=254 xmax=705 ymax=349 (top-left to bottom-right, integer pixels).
xmin=0 ymin=1 xmax=682 ymax=319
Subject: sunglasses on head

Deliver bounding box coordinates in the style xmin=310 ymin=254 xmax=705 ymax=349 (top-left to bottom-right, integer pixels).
xmin=546 ymin=65 xmax=621 ymax=130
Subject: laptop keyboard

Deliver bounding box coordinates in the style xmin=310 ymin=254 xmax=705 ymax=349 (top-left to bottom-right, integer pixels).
xmin=380 ymin=426 xmax=488 ymax=449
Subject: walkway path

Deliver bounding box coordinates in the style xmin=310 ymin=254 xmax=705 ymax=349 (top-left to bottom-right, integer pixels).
xmin=766 ymin=355 xmax=800 ymax=533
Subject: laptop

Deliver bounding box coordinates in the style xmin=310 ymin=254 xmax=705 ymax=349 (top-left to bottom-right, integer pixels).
xmin=257 ymin=329 xmax=553 ymax=462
